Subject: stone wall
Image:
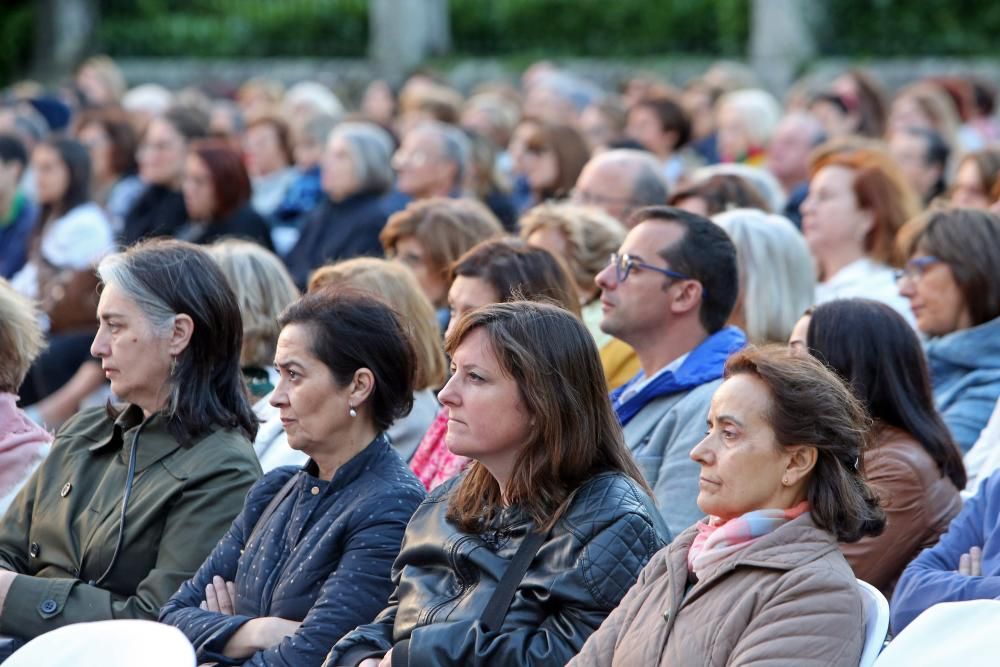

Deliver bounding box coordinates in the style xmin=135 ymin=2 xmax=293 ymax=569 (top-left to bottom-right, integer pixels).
xmin=118 ymin=56 xmax=1000 ymax=106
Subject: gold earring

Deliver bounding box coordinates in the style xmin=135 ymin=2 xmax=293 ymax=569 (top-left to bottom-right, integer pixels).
xmin=782 ymin=476 xmax=789 ymax=486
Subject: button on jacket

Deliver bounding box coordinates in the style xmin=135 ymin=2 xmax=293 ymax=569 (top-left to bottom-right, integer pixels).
xmin=0 ymin=405 xmax=261 ymax=640
xmin=160 ymin=435 xmax=426 ymax=666
xmin=325 ymin=471 xmax=667 ymax=667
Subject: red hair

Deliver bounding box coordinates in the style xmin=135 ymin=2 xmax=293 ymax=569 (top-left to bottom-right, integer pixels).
xmin=812 ymin=148 xmax=919 ymax=267
xmin=189 ymin=139 xmax=252 ymax=221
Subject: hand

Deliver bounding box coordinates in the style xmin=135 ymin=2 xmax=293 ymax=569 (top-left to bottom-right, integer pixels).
xmin=221 ymin=616 xmax=303 ymax=659
xmin=378 ymin=648 xmax=393 ymax=667
xmin=200 ymin=575 xmax=237 ymax=615
xmin=958 ymin=546 xmax=983 ymax=576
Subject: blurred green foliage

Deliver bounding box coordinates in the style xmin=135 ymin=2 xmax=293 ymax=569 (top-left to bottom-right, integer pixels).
xmin=97 ymin=0 xmax=370 ymax=57
xmin=819 ymin=0 xmax=1000 ymax=55
xmin=4 ymin=0 xmax=1000 ymax=85
xmin=0 ymin=2 xmax=33 ymax=84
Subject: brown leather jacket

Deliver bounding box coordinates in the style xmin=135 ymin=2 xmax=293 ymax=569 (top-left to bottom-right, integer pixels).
xmin=840 ymin=426 xmax=962 ymax=597
xmin=569 ymin=513 xmax=865 ymax=667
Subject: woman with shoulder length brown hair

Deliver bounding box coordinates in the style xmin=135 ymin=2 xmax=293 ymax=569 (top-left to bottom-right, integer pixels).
xmin=570 ymin=345 xmax=885 ymax=667
xmin=325 ymin=301 xmax=667 ymax=667
xmin=409 ymin=237 xmax=582 ymax=489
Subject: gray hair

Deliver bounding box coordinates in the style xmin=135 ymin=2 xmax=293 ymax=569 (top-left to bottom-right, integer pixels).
xmin=330 ymin=121 xmax=395 ymax=195
xmin=591 ymin=149 xmax=669 ymax=206
xmin=97 ymin=253 xmax=177 ymax=337
xmin=713 ymin=208 xmax=816 ymax=344
xmin=423 ymin=121 xmax=470 ymax=188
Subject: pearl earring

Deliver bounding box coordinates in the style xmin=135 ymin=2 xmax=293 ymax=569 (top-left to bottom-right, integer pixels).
xmin=349 ymin=406 xmax=357 ymax=418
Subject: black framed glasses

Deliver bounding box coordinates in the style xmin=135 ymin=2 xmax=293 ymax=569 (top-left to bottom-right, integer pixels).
xmin=894 ymin=255 xmax=942 ymax=285
xmin=609 ymin=252 xmax=693 ymax=284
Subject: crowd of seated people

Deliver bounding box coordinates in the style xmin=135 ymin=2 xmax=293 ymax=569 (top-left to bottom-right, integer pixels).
xmin=2 ymin=54 xmax=1000 ymax=664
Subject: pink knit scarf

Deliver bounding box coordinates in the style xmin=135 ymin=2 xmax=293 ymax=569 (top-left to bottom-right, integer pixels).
xmin=0 ymin=393 xmax=51 ymax=496
xmin=687 ymin=501 xmax=810 ymax=579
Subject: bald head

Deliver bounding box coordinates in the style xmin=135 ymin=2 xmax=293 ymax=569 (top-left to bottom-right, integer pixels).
xmin=766 ymin=111 xmax=826 ymax=190
xmin=572 ymin=149 xmax=668 ymax=225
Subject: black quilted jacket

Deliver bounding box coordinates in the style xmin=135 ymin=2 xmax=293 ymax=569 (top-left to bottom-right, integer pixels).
xmin=324 ymin=471 xmax=668 ymax=667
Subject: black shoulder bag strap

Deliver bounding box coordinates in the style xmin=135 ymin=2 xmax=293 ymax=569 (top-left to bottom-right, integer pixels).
xmin=245 ymin=470 xmax=301 ymax=550
xmin=480 ymin=528 xmax=548 ymax=632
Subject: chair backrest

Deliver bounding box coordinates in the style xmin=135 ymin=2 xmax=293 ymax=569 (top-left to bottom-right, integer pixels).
xmin=857 ymin=578 xmax=890 ymax=667
xmin=6 ymin=619 xmax=195 ymax=667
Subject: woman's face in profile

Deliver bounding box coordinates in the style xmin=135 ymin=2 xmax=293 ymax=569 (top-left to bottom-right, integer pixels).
xmin=437 ymin=327 xmax=532 ymax=477
xmin=690 ymin=373 xmax=794 ymax=522
xmin=90 ymin=282 xmax=177 ymax=412
xmin=788 ymin=315 xmax=811 ymax=356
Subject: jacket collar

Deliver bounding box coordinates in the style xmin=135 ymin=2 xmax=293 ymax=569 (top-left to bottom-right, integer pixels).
xmin=926 ymin=315 xmax=1000 ymax=371
xmin=669 ymin=513 xmax=839 ymax=607
xmin=303 ymin=432 xmax=392 ymax=491
xmin=611 ymin=326 xmax=747 ymax=426
xmin=87 ymin=404 xmax=183 ymax=473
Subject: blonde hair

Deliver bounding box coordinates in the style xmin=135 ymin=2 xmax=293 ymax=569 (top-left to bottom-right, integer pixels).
xmin=518 ymin=202 xmax=625 ymax=293
xmin=713 ymin=208 xmax=816 ymax=344
xmin=308 ymin=258 xmax=447 ymax=389
xmin=207 ymin=239 xmax=299 ymax=369
xmin=0 ymin=279 xmax=45 ymax=393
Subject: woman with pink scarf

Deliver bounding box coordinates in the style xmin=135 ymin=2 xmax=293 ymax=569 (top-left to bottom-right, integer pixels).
xmin=0 ymin=280 xmax=51 ymax=514
xmin=570 ymin=346 xmax=887 ymax=667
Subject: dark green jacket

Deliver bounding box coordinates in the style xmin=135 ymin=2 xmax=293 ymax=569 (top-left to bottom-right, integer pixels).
xmin=0 ymin=404 xmax=261 ymax=639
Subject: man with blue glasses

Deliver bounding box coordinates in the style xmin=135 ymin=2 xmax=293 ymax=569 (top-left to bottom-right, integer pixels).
xmin=594 ymin=206 xmax=746 ymax=538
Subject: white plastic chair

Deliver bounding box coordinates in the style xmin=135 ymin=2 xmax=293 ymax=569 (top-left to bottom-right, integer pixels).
xmin=873 ymin=600 xmax=1000 ymax=666
xmin=5 ymin=619 xmax=196 ymax=667
xmin=857 ymin=578 xmax=890 ymax=667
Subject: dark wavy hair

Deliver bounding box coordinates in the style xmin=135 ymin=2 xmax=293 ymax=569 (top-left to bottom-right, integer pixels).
xmin=725 ymin=345 xmax=886 ymax=543
xmin=277 ymin=289 xmax=416 ymax=432
xmin=806 ymin=299 xmax=966 ymax=489
xmin=445 ymin=301 xmax=650 ymax=532
xmin=97 ymin=239 xmax=257 ymax=445
xmin=37 ymin=137 xmax=91 ymax=222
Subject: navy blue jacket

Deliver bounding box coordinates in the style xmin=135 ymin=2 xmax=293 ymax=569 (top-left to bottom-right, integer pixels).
xmin=284 ymin=190 xmax=405 ymax=289
xmin=160 ymin=435 xmax=425 ymax=666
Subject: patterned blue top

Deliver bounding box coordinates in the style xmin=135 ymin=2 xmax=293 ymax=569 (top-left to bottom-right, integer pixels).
xmin=160 ymin=434 xmax=425 ymax=666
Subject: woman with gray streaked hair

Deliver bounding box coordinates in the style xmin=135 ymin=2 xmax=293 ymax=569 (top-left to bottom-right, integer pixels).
xmin=284 ymin=121 xmax=406 ymax=289
xmin=0 ymin=238 xmax=261 ymax=647
xmin=713 ymin=207 xmax=816 ymax=344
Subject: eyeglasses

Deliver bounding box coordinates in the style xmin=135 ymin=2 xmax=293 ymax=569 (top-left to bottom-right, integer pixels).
xmin=609 ymin=252 xmax=693 ymax=285
xmin=894 ymin=255 xmax=942 ymax=285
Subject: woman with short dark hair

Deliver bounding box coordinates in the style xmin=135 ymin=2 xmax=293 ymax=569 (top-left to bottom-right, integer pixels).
xmin=791 ymin=299 xmax=964 ymax=595
xmin=0 ymin=239 xmax=262 ymax=645
xmin=570 ymin=345 xmax=885 ymax=666
xmin=897 ymin=208 xmax=1000 ymax=452
xmin=325 ymin=301 xmax=666 ymax=667
xmin=178 ymin=139 xmax=272 ymax=249
xmin=123 ymin=106 xmax=209 ymax=244
xmin=161 ymin=290 xmax=425 ymax=666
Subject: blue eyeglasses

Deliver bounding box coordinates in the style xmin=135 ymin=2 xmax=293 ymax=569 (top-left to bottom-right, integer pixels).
xmin=894 ymin=255 xmax=942 ymax=284
xmin=609 ymin=253 xmax=693 ymax=284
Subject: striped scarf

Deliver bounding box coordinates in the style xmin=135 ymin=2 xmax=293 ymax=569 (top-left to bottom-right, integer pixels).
xmin=687 ymin=501 xmax=810 ymax=579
